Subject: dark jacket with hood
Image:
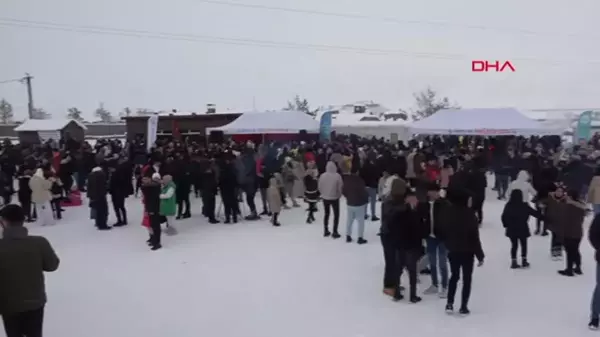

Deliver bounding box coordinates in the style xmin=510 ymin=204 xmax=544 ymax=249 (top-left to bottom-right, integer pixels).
xmin=0 ymin=226 xmax=60 ymax=314
xmin=342 ymin=174 xmax=368 ymax=207
xmin=501 ymin=190 xmax=542 ymax=238
xmin=442 ymin=190 xmax=485 ymax=260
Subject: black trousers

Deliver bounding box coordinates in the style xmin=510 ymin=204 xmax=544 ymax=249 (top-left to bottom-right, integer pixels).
xmin=51 ymin=198 xmax=62 ymax=220
xmin=535 ymin=203 xmax=546 ymax=233
xmin=2 ymin=306 xmax=44 ymax=337
xmin=202 ymin=191 xmax=216 ymax=219
xmin=243 ymin=184 xmax=257 ymax=214
xmin=77 ymin=171 xmax=88 ymax=192
xmin=111 ymin=194 xmax=127 ymax=223
xmin=551 ymin=231 xmax=563 ymax=257
xmin=447 ymin=252 xmax=475 ymax=308
xmin=381 ymin=235 xmax=399 ymax=289
xmin=176 ymin=192 xmax=191 ymax=217
xmin=94 ymin=198 xmax=109 ymax=229
xmin=306 ymin=202 xmax=317 ymax=222
xmin=322 ymin=199 xmax=340 ymax=233
xmin=563 ymin=237 xmax=582 ymax=271
xmin=221 ymin=189 xmax=238 ymax=220
xmin=397 ymin=249 xmax=419 ymax=298
xmin=19 ymin=195 xmax=32 ymax=220
xmin=471 ymin=197 xmax=484 ymax=224
xmin=509 ymin=236 xmax=528 ymax=259
xmin=149 ymin=213 xmax=162 ymax=246
xmin=61 ymin=174 xmax=73 ymax=196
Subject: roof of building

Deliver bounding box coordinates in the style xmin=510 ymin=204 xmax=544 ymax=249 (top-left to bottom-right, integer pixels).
xmin=14 ymin=119 xmax=88 ymax=132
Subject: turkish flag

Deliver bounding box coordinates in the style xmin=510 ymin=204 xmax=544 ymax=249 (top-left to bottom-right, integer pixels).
xmin=172 ymin=120 xmax=181 ymax=140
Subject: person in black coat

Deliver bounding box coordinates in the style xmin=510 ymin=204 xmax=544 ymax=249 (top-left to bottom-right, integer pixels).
xmin=87 ymin=166 xmax=110 ymax=230
xmin=142 ymin=175 xmax=162 ymax=250
xmin=442 ymin=188 xmax=485 ymax=315
xmin=467 ymin=166 xmax=487 ymax=225
xmin=388 ymin=190 xmax=424 ymax=303
xmin=219 ymin=152 xmax=240 ymax=224
xmin=588 ymin=214 xmax=600 ymax=330
xmin=380 ymin=178 xmax=407 ymax=298
xmin=501 ymin=189 xmax=543 ymax=269
xmin=173 ymin=153 xmax=191 ymax=219
xmin=16 ymin=167 xmax=33 ymax=222
xmin=108 ymin=161 xmax=130 ymax=227
xmin=200 ymin=158 xmax=220 ymax=224
xmin=360 ymin=153 xmax=381 ymax=221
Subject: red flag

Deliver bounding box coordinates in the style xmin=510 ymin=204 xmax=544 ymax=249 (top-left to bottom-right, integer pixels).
xmin=172 ymin=120 xmax=181 ymax=140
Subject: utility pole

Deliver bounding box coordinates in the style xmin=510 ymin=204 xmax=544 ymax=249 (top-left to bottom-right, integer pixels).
xmin=23 ymin=73 xmax=34 ymax=119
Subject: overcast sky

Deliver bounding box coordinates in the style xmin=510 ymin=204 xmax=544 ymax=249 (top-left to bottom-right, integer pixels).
xmin=1 ymin=0 xmax=599 ymax=120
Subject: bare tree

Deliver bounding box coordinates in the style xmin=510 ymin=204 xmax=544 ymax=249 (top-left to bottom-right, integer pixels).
xmin=136 ymin=108 xmax=154 ymax=116
xmin=411 ymin=87 xmax=458 ymax=121
xmin=67 ymin=107 xmax=84 ymax=122
xmin=95 ymin=103 xmax=113 ymax=122
xmin=0 ymin=99 xmax=14 ymax=124
xmin=284 ymin=95 xmax=317 ymax=116
xmin=31 ymin=107 xmax=51 ymax=119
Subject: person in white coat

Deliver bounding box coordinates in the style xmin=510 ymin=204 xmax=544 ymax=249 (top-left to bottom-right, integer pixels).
xmin=508 ymin=170 xmax=537 ymax=203
xmin=29 ymin=168 xmax=55 ymax=226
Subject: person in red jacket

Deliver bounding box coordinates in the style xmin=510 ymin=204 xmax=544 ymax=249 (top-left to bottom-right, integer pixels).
xmin=425 ymin=157 xmax=441 ymax=183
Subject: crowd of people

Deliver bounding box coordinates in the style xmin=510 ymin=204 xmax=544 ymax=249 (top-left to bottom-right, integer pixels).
xmin=3 ymin=132 xmax=600 ymax=335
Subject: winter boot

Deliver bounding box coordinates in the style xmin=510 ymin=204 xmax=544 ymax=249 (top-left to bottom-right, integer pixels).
xmin=558 ymin=269 xmax=574 ymax=277
xmin=357 ymin=237 xmax=368 ymax=245
xmin=346 ymin=235 xmax=352 ymax=243
xmin=589 ymin=318 xmax=599 ymax=330
xmin=459 ymin=307 xmax=471 ymax=316
xmin=574 ymin=266 xmax=583 ymax=275
xmin=510 ymin=259 xmax=520 ymax=269
xmin=521 ymin=258 xmax=530 ymax=269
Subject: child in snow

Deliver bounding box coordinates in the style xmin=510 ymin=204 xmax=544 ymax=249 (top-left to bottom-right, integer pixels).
xmin=160 ymin=175 xmax=178 ymax=235
xmin=267 ymin=177 xmax=282 ymax=227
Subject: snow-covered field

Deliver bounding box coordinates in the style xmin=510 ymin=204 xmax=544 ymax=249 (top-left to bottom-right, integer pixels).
xmin=30 ymin=183 xmax=594 ymax=337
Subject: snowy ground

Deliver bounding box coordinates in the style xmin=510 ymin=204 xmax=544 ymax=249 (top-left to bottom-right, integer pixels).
xmin=30 ymin=184 xmax=594 ymax=337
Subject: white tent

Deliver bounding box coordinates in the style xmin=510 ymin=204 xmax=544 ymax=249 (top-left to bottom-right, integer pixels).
xmin=331 ymin=115 xmax=411 ymax=142
xmin=408 ymin=108 xmax=561 ymax=136
xmin=208 ymin=110 xmax=320 ymax=134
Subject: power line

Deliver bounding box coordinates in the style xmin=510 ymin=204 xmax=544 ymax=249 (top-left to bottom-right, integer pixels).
xmin=1 ymin=18 xmax=600 ymax=67
xmin=194 ymin=0 xmax=598 ymax=40
xmin=0 ymin=78 xmax=23 ymax=85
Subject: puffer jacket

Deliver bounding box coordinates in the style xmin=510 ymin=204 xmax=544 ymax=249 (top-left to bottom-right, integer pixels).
xmin=318 ymin=161 xmax=343 ymax=200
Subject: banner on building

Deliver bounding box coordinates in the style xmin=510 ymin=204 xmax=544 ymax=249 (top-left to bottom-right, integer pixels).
xmin=575 ymin=110 xmax=593 ymax=142
xmin=147 ymin=114 xmax=159 ymax=151
xmin=319 ymin=111 xmax=333 ymax=141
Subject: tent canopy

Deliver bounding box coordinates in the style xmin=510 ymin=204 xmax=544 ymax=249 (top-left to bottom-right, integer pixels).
xmin=208 ymin=110 xmax=320 ymax=134
xmin=409 ymin=108 xmax=561 ymax=136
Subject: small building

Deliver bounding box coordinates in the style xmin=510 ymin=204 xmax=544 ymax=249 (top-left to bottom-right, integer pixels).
xmin=122 ymin=107 xmax=242 ymax=141
xmin=14 ymin=119 xmax=87 ymax=144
